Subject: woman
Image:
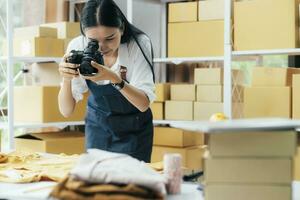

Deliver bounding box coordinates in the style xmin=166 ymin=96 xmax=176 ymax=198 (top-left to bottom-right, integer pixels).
xmin=58 ymin=0 xmax=155 ymax=162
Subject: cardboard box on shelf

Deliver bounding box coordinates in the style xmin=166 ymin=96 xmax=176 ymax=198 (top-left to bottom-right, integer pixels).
xmin=13 ymin=37 xmax=64 ymax=57
xmin=196 ymin=85 xmax=222 ymax=102
xmin=153 ymin=127 xmax=204 ymax=147
xmin=252 ymin=67 xmax=300 ymax=87
xmin=205 ymin=185 xmax=291 ymax=200
xmin=168 ymin=20 xmax=224 ymax=57
xmin=234 ymin=0 xmax=299 ymax=50
xmin=165 ymin=101 xmax=193 ymax=120
xmin=294 ymin=146 xmax=300 ymax=180
xmin=63 ymin=38 xmax=73 ymax=52
xmin=155 ymin=83 xmax=170 ymax=102
xmin=45 ymin=0 xmax=69 ymax=23
xmin=15 ymin=131 xmax=85 ymax=155
xmin=194 ymin=102 xmax=223 ymax=120
xmin=150 ymin=102 xmax=164 ymax=120
xmin=41 ymin=22 xmax=80 ymax=39
xmin=194 ymin=68 xmax=244 ymax=85
xmin=292 ymin=74 xmax=300 ymax=118
xmin=198 ymin=0 xmax=224 ymax=21
xmin=151 ymin=145 xmax=205 ymax=170
xmin=170 ymin=84 xmax=196 ymax=101
xmin=209 ymin=131 xmax=297 ymax=157
xmin=31 ymin=62 xmax=61 ymax=86
xmin=14 ymin=26 xmax=57 ymax=38
xmin=244 ymin=87 xmax=291 ymax=118
xmin=205 ymin=158 xmax=292 ymax=184
xmin=168 ymin=1 xmax=198 ymax=23
xmin=14 ymin=86 xmax=88 ymax=123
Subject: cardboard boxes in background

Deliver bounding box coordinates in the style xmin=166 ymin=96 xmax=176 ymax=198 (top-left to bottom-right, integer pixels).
xmin=244 ymin=86 xmax=291 ymax=118
xmin=292 ymin=74 xmax=300 ymax=118
xmin=14 ymin=26 xmax=57 ymax=38
xmin=294 ymin=145 xmax=300 ymax=181
xmin=150 ymin=102 xmax=164 ymax=120
xmin=234 ymin=0 xmax=299 ymax=50
xmin=31 ymin=62 xmax=61 ymax=86
xmin=165 ymin=101 xmax=193 ymax=120
xmin=168 ymin=20 xmax=224 ymax=57
xmin=155 ymin=83 xmax=170 ymax=102
xmin=41 ymin=22 xmax=80 ymax=39
xmin=252 ymin=67 xmax=300 ymax=87
xmin=170 ymin=84 xmax=196 ymax=101
xmin=168 ymin=1 xmax=198 ymax=22
xmin=194 ymin=102 xmax=223 ymax=120
xmin=14 ymin=86 xmax=88 ymax=123
xmin=45 ymin=0 xmax=69 ymax=23
xmin=153 ymin=127 xmax=204 ymax=147
xmin=194 ymin=68 xmax=244 ymax=85
xmin=151 ymin=145 xmax=205 ymax=170
xmin=198 ymin=0 xmax=224 ymax=21
xmin=15 ymin=131 xmax=85 ymax=155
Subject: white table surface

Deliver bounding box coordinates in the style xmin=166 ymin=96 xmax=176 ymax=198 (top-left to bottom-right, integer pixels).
xmin=0 ymin=181 xmax=299 ymax=200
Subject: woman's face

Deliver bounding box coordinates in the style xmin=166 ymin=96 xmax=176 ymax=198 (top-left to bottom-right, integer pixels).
xmin=85 ymin=25 xmax=122 ymax=57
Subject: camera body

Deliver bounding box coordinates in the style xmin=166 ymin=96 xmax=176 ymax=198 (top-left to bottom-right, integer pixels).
xmin=67 ymin=39 xmax=104 ymax=76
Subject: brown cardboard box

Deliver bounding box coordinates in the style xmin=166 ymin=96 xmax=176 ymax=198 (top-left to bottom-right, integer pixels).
xmin=31 ymin=62 xmax=61 ymax=86
xmin=194 ymin=102 xmax=223 ymax=120
xmin=168 ymin=21 xmax=224 ymax=57
xmin=153 ymin=127 xmax=204 ymax=147
xmin=45 ymin=0 xmax=69 ymax=23
xmin=209 ymin=131 xmax=297 ymax=157
xmin=234 ymin=0 xmax=299 ymax=50
xmin=151 ymin=145 xmax=205 ymax=170
xmin=155 ymin=83 xmax=170 ymax=102
xmin=14 ymin=86 xmax=88 ymax=123
xmin=165 ymin=101 xmax=193 ymax=120
xmin=41 ymin=22 xmax=80 ymax=39
xmin=168 ymin=1 xmax=198 ymax=22
xmin=198 ymin=0 xmax=224 ymax=21
xmin=205 ymin=158 xmax=292 ymax=184
xmin=14 ymin=26 xmax=57 ymax=38
xmin=170 ymin=84 xmax=196 ymax=101
xmin=194 ymin=68 xmax=244 ymax=85
xmin=196 ymin=85 xmax=222 ymax=102
xmin=13 ymin=37 xmax=64 ymax=57
xmin=63 ymin=38 xmax=73 ymax=52
xmin=292 ymin=74 xmax=300 ymax=118
xmin=15 ymin=131 xmax=85 ymax=155
xmin=150 ymin=102 xmax=164 ymax=120
xmin=205 ymin=185 xmax=291 ymax=200
xmin=294 ymin=146 xmax=300 ymax=180
xmin=252 ymin=67 xmax=300 ymax=87
xmin=244 ymin=87 xmax=291 ymax=118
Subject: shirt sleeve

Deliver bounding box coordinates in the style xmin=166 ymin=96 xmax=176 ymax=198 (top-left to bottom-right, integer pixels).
xmin=128 ymin=36 xmax=156 ymax=103
xmin=65 ymin=36 xmax=89 ymax=103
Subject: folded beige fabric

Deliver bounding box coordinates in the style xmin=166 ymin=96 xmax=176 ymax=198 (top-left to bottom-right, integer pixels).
xmin=0 ymin=152 xmax=79 ymax=183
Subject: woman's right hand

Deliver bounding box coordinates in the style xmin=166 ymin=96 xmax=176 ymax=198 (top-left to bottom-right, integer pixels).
xmin=59 ymin=54 xmax=80 ymax=81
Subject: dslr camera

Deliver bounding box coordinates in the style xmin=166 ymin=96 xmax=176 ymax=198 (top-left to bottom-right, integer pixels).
xmin=66 ymin=39 xmax=104 ymax=76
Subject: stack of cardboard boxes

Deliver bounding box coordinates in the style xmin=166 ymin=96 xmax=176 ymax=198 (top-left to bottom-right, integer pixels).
xmin=168 ymin=0 xmax=224 ymax=57
xmin=293 ymin=75 xmax=300 ymax=181
xmin=150 ymin=84 xmax=170 ymax=120
xmin=244 ymin=67 xmax=300 ymax=118
xmin=205 ymin=130 xmax=297 ymax=200
xmin=151 ymin=127 xmax=205 ymax=171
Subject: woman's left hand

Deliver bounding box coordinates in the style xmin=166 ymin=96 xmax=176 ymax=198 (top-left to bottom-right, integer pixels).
xmin=81 ymin=61 xmax=122 ymax=84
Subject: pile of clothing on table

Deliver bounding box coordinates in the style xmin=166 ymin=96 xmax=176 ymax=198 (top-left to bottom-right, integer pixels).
xmin=0 ymin=151 xmax=79 ymax=183
xmin=50 ymin=149 xmax=167 ymax=200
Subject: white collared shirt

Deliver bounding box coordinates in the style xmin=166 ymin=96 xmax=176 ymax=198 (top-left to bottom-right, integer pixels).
xmin=66 ymin=35 xmax=156 ymax=103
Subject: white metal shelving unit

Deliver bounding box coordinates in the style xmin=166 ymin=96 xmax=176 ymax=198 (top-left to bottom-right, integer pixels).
xmin=2 ymin=0 xmax=300 ymax=151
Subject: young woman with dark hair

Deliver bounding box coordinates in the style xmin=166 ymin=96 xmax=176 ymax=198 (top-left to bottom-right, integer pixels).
xmin=58 ymin=0 xmax=155 ymax=162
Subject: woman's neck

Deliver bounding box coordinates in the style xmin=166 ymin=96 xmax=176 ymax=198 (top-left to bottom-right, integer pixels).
xmin=103 ymin=49 xmax=118 ymax=68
